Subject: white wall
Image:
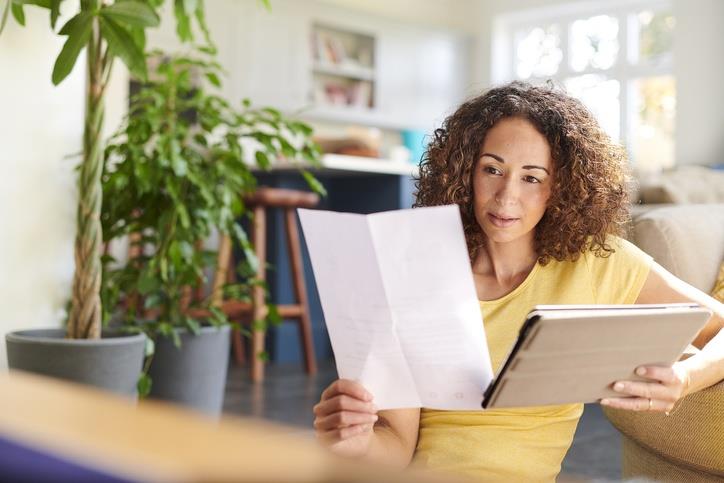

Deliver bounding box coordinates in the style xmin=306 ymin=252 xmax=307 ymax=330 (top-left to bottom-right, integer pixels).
xmin=0 ymin=6 xmax=127 ymax=370
xmin=318 ymin=0 xmax=479 ymax=34
xmin=673 ymin=0 xmax=724 ymax=166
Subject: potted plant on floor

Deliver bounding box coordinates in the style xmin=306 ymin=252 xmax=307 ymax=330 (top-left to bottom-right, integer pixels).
xmin=2 ymin=0 xmax=226 ymax=396
xmin=101 ymin=48 xmax=323 ymax=415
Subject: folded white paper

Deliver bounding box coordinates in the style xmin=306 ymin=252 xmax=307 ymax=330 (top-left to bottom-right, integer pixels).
xmin=298 ymin=205 xmax=493 ymax=410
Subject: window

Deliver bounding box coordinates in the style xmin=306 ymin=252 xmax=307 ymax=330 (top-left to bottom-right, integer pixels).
xmin=492 ymin=1 xmax=675 ymax=173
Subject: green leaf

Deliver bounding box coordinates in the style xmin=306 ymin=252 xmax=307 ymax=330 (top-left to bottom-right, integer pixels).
xmin=301 ymin=170 xmax=327 ymax=197
xmin=0 ymin=0 xmax=11 ymax=35
xmin=232 ymin=222 xmax=259 ymax=274
xmin=173 ymin=0 xmax=191 ymax=41
xmin=16 ymin=0 xmax=52 ymax=8
xmin=50 ymin=0 xmax=60 ymax=29
xmin=205 ymin=71 xmax=220 ymax=88
xmin=185 ymin=316 xmax=201 ymax=335
xmin=101 ymin=1 xmax=159 ymax=28
xmin=143 ymin=292 xmax=161 ymax=309
xmin=100 ymin=15 xmax=147 ymax=81
xmin=58 ymin=10 xmax=90 ymax=35
xmin=183 ymin=0 xmax=197 ymax=12
xmin=128 ymin=26 xmax=146 ymax=53
xmin=51 ymin=11 xmax=92 ymax=85
xmin=144 ymin=336 xmax=155 ymax=357
xmin=176 ymin=204 xmax=190 ymax=229
xmin=11 ymin=2 xmax=25 ymax=26
xmin=137 ymin=270 xmax=158 ymax=295
xmin=266 ymin=303 xmax=281 ymax=325
xmin=258 ymin=0 xmax=271 ymax=11
xmin=171 ymin=329 xmax=182 ymax=348
xmin=137 ymin=373 xmax=152 ymax=397
xmin=255 ymin=150 xmax=270 ymax=169
xmin=193 ymin=0 xmax=215 ymax=50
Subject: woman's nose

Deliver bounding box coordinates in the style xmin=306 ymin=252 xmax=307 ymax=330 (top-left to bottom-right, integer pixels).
xmin=494 ymin=176 xmax=519 ymax=205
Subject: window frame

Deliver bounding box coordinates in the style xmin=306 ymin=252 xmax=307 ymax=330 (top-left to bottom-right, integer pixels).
xmin=491 ymin=0 xmax=674 ymax=164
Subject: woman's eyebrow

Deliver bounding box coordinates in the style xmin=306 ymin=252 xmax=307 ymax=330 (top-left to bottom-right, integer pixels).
xmin=481 ymin=152 xmax=504 ymax=163
xmin=481 ymin=152 xmax=550 ymax=175
xmin=523 ymin=165 xmax=550 ymax=175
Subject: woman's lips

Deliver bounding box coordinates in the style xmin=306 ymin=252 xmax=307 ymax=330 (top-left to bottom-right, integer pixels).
xmin=487 ymin=213 xmax=519 ymax=228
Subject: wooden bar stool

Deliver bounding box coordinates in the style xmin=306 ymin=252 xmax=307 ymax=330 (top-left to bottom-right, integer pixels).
xmin=212 ymin=187 xmax=320 ymax=382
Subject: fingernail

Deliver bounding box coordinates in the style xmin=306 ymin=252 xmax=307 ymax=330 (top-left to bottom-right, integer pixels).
xmin=613 ymin=382 xmax=624 ymax=392
xmin=600 ymin=399 xmax=610 ymax=405
xmin=371 ymin=404 xmax=378 ymax=412
xmin=636 ymin=367 xmax=646 ymax=376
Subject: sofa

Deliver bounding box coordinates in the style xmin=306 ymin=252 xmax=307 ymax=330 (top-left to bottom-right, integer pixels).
xmin=603 ymin=203 xmax=724 ymax=481
xmin=634 ymin=166 xmax=724 ymax=205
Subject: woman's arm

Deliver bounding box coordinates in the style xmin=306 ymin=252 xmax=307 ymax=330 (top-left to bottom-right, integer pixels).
xmin=601 ymin=261 xmax=724 ymax=412
xmin=366 ymin=407 xmax=421 ymax=468
xmin=313 ymin=379 xmax=420 ymax=468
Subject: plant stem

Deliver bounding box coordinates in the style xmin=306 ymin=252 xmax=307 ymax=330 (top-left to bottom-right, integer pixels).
xmin=67 ymin=18 xmax=107 ymax=339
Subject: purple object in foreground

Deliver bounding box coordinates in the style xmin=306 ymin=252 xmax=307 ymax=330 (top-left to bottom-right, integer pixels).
xmin=0 ymin=435 xmax=138 ymax=483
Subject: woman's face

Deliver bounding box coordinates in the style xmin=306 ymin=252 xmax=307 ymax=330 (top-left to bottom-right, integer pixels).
xmin=472 ymin=116 xmax=554 ymax=246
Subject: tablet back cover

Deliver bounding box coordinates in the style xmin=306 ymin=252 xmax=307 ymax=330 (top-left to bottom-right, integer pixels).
xmin=483 ymin=305 xmax=711 ymax=408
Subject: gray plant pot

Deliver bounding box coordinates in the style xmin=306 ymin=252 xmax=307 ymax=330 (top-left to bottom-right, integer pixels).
xmin=148 ymin=325 xmax=231 ymax=417
xmin=6 ymin=328 xmax=146 ymax=398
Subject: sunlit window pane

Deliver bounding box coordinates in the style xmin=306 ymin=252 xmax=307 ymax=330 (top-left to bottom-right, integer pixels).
xmin=515 ymin=25 xmax=563 ymax=79
xmin=565 ymin=75 xmax=620 ymax=140
xmin=631 ymin=76 xmax=675 ymax=173
xmin=570 ymin=15 xmax=619 ymax=72
xmin=636 ymin=10 xmax=675 ymax=64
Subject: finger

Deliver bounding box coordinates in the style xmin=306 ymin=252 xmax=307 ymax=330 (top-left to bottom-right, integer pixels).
xmin=321 ymin=379 xmax=373 ymax=402
xmin=313 ymin=394 xmax=378 ymax=417
xmin=317 ymin=423 xmax=372 ymax=443
xmin=611 ymin=380 xmax=676 ymax=402
xmin=314 ymin=411 xmax=379 ymax=431
xmin=635 ymin=365 xmax=677 ymax=384
xmin=600 ymin=397 xmax=672 ymax=413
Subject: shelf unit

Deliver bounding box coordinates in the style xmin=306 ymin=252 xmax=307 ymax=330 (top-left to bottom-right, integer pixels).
xmin=257 ymin=154 xmax=419 ymax=177
xmin=309 ymin=23 xmax=376 ymax=111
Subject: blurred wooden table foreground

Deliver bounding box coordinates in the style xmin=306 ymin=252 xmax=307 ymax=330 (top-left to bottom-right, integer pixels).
xmin=0 ymin=371 xmax=454 ymax=483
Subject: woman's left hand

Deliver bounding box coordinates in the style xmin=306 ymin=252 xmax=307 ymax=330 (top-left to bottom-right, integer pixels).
xmin=600 ymin=364 xmax=690 ymax=414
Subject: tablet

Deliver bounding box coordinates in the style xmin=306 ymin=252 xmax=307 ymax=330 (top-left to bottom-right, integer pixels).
xmin=481 ymin=304 xmax=712 ymax=409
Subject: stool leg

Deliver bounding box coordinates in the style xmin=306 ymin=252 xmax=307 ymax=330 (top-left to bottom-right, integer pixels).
xmin=285 ymin=208 xmax=317 ymax=375
xmin=251 ymin=205 xmax=267 ymax=382
xmin=226 ymin=250 xmax=247 ymax=366
xmin=231 ymin=326 xmax=247 ymax=365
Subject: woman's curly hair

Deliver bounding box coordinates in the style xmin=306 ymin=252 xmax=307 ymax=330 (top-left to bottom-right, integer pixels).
xmin=414 ymin=81 xmax=633 ymax=265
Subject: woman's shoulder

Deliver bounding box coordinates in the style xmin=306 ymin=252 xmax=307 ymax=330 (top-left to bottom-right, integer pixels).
xmin=584 ymin=234 xmax=645 ymax=260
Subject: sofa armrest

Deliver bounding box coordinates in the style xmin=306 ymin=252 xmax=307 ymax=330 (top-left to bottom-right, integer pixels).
xmin=603 ymin=381 xmax=724 ymax=475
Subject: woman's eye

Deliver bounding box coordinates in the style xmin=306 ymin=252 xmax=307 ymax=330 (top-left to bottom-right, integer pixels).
xmin=524 ymin=176 xmax=541 ymax=184
xmin=484 ymin=166 xmax=501 ymax=175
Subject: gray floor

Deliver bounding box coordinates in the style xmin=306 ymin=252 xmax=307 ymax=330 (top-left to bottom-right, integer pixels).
xmin=223 ymin=359 xmax=623 ymax=481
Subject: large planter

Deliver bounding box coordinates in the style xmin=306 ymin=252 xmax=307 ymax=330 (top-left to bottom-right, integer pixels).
xmin=147 ymin=325 xmax=231 ymax=417
xmin=6 ymin=328 xmax=146 ymax=398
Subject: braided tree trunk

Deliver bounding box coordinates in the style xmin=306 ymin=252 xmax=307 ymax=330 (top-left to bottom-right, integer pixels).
xmin=67 ymin=22 xmax=106 ymax=339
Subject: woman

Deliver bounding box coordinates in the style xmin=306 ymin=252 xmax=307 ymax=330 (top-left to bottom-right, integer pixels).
xmin=312 ymin=82 xmax=724 ymax=481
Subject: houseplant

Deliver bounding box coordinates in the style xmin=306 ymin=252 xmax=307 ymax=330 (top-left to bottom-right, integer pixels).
xmin=101 ymin=49 xmax=324 ymax=414
xmin=2 ymin=0 xmax=228 ymax=396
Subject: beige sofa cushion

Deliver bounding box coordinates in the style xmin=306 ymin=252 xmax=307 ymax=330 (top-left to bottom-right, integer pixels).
xmin=659 ymin=166 xmax=724 ymax=204
xmin=633 ymin=204 xmax=724 ymax=292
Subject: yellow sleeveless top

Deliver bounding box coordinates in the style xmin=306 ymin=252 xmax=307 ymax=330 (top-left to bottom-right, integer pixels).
xmin=413 ymin=237 xmax=652 ymax=481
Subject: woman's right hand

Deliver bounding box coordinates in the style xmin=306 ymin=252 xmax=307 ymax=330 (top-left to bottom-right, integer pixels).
xmin=313 ymin=379 xmax=379 ymax=458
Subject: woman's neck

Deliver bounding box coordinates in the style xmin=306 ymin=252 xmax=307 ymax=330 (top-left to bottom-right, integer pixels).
xmin=472 ymin=236 xmax=538 ymax=286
